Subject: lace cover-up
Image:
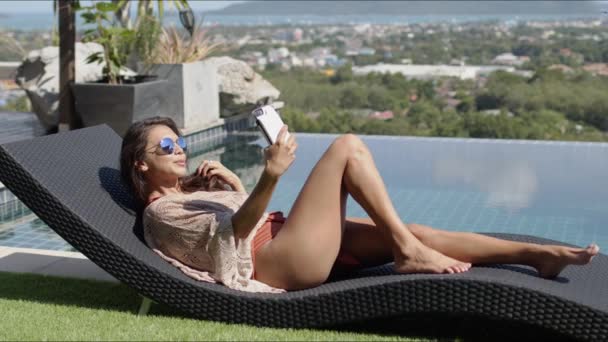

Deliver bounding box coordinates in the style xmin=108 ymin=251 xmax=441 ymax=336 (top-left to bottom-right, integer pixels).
xmin=143 ymin=190 xmax=286 ymax=293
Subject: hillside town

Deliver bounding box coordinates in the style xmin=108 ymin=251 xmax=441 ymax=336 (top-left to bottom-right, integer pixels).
xmin=208 ymin=18 xmax=608 ymax=73
xmin=2 ymin=15 xmax=608 ymax=134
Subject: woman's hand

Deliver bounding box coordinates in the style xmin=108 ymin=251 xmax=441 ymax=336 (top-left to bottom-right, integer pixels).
xmin=232 ymin=127 xmax=293 ymax=241
xmin=264 ymin=125 xmax=297 ymax=179
xmin=197 ymin=160 xmax=245 ymax=192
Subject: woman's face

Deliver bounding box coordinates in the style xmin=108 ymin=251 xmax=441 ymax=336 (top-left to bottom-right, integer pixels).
xmin=138 ymin=125 xmax=188 ymax=182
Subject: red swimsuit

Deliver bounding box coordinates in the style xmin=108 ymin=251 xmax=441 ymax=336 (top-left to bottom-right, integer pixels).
xmin=250 ymin=211 xmax=362 ymax=280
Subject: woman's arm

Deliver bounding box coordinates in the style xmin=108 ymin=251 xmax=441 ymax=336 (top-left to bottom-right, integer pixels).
xmin=231 ymin=169 xmax=278 ymax=240
xmin=231 ymin=125 xmax=297 ymax=241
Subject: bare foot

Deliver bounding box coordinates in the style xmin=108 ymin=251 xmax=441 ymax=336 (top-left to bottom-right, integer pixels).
xmin=533 ymin=244 xmax=600 ymax=279
xmin=393 ymin=242 xmax=472 ymax=275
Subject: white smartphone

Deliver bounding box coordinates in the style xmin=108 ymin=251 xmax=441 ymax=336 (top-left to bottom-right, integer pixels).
xmin=252 ymin=105 xmax=291 ymax=146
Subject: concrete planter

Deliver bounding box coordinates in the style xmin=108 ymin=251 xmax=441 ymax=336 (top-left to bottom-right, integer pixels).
xmin=71 ymin=78 xmax=169 ymax=136
xmin=149 ymin=60 xmax=220 ymax=133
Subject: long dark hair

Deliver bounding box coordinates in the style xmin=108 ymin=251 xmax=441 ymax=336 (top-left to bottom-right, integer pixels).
xmin=120 ymin=116 xmax=224 ymax=205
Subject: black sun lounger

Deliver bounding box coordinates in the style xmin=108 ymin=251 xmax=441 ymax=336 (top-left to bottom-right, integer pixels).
xmin=0 ymin=125 xmax=606 ymax=341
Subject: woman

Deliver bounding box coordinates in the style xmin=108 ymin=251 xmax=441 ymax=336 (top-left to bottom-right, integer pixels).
xmin=121 ymin=117 xmax=599 ymax=293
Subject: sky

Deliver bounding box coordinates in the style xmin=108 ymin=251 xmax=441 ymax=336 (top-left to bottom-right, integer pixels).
xmin=0 ymin=0 xmax=247 ymax=13
xmin=3 ymin=0 xmax=607 ymax=14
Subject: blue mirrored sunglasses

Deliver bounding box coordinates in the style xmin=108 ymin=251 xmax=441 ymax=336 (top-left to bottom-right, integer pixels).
xmin=156 ymin=136 xmax=187 ymax=155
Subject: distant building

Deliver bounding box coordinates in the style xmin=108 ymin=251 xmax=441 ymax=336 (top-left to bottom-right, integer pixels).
xmin=293 ymin=28 xmax=303 ymax=42
xmin=491 ymin=53 xmax=529 ymax=67
xmin=358 ymin=47 xmax=376 ymax=56
xmin=345 ymin=39 xmax=363 ymax=56
xmin=310 ymin=47 xmax=332 ymax=59
xmin=443 ymin=98 xmax=462 ymax=110
xmin=302 ymin=57 xmax=316 ymax=68
xmin=352 ymin=64 xmax=521 ymax=81
xmin=257 ymin=57 xmax=267 ymax=67
xmin=558 ymin=48 xmax=584 ymax=64
xmin=240 ymin=51 xmax=266 ymax=67
xmin=481 ymin=109 xmax=514 ymax=117
xmin=449 ymin=58 xmax=465 ymax=66
xmin=267 ymin=47 xmax=290 ymax=63
xmin=0 ymin=61 xmax=19 ymax=80
xmin=324 ymin=55 xmax=345 ymax=67
xmin=517 ymin=36 xmax=536 ymax=43
xmin=541 ymin=30 xmax=556 ymax=39
xmin=0 ymin=61 xmax=22 ymax=105
xmin=492 ymin=53 xmax=519 ymax=65
xmin=236 ymin=35 xmax=251 ymax=46
xmin=369 ymin=111 xmax=394 ymax=120
xmin=322 ymin=69 xmax=335 ymax=77
xmin=347 ymin=47 xmax=376 ymax=57
xmin=279 ymin=60 xmax=291 ymax=71
xmin=272 ymin=30 xmax=290 ymax=42
xmin=0 ymin=79 xmax=18 ymax=91
xmin=548 ymin=64 xmax=574 ymax=74
xmin=308 ymin=47 xmax=340 ymax=68
xmin=559 ymin=48 xmax=574 ymax=58
xmin=306 ymin=111 xmax=321 ymax=119
xmin=289 ymin=55 xmax=302 ymax=67
xmin=577 ymin=34 xmax=601 ymax=41
xmin=353 ymin=24 xmax=372 ymax=34
xmin=583 ymin=63 xmax=608 ymax=77
xmin=509 ymin=70 xmax=534 ymax=78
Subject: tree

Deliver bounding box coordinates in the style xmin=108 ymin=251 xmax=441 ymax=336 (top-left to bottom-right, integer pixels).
xmin=415 ymin=81 xmax=435 ymax=99
xmin=380 ymin=72 xmax=408 ymax=91
xmin=455 ymin=91 xmax=475 ymax=112
xmin=330 ymin=63 xmax=353 ymax=84
xmin=367 ymin=86 xmax=394 ymax=111
xmin=281 ymin=107 xmax=320 ymax=132
xmin=360 ymin=118 xmax=411 ymax=136
xmin=317 ymin=109 xmax=355 ymax=133
xmin=512 ymin=42 xmax=543 ymax=58
xmin=586 ymin=97 xmax=608 ymax=131
xmin=0 ymin=96 xmax=32 ymax=113
xmin=406 ymin=101 xmax=442 ymax=132
xmin=422 ymin=108 xmax=462 ymax=137
xmin=339 ymin=85 xmax=367 ymax=109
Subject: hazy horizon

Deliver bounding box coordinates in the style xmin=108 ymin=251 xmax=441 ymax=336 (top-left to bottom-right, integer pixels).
xmin=0 ymin=0 xmax=247 ymax=14
xmin=4 ymin=0 xmax=608 ymax=15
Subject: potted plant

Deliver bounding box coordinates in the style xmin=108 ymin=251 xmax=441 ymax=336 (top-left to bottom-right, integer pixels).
xmin=145 ymin=19 xmax=224 ymax=134
xmin=71 ymin=1 xmax=170 ymax=136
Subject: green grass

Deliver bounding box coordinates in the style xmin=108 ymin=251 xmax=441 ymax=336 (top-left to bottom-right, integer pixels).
xmin=0 ymin=272 xmax=446 ymax=341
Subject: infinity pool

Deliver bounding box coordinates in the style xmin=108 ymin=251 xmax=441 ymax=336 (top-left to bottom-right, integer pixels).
xmin=1 ymin=132 xmax=607 ymax=251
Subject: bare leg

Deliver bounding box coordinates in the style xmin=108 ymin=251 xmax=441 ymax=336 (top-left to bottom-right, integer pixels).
xmin=406 ymin=222 xmax=600 ymax=278
xmin=337 ymin=135 xmax=471 ymax=275
xmin=339 ymin=217 xmax=600 ymax=279
xmin=255 ymin=134 xmax=469 ymax=290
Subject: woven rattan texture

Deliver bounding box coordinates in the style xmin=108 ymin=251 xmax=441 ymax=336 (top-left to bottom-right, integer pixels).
xmin=1 ymin=125 xmax=607 ymax=341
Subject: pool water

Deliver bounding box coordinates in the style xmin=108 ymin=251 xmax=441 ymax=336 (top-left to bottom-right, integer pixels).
xmin=1 ymin=132 xmax=607 ymax=252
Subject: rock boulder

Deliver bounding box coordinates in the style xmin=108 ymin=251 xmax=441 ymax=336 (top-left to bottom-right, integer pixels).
xmin=204 ymin=56 xmax=281 ymax=117
xmin=14 ymin=42 xmax=134 ymax=131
